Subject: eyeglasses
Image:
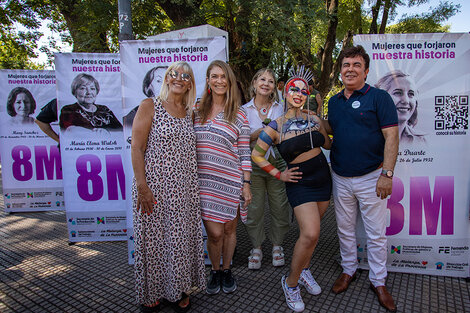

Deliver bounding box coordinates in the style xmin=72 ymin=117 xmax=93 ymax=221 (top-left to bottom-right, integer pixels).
xmin=289 ymin=86 xmax=309 ymax=96
xmin=168 ymin=70 xmax=191 ymax=82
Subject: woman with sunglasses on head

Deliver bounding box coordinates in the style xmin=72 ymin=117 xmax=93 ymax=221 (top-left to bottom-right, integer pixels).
xmin=252 ymin=67 xmax=332 ymax=312
xmin=242 ymin=68 xmax=291 ymax=271
xmin=193 ymin=60 xmax=252 ymax=295
xmin=131 ymin=61 xmax=205 ymax=313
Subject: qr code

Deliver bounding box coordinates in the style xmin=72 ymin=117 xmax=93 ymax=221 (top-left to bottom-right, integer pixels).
xmin=434 ymin=95 xmax=468 ymax=130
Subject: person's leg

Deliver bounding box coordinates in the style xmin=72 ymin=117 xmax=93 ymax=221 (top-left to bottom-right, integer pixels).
xmin=300 ymin=200 xmax=329 ymax=269
xmin=203 ymin=220 xmax=225 ymax=270
xmin=266 ymin=174 xmax=291 ymax=247
xmin=286 ymin=202 xmax=321 ymax=287
xmin=331 ymin=170 xmax=359 ymax=276
xmin=244 ymin=172 xmax=267 ymax=249
xmin=222 ymin=216 xmax=238 ymax=270
xmin=204 ymin=219 xmax=225 ymax=295
xmin=221 ymin=216 xmax=239 ymax=293
xmin=356 ymin=169 xmax=396 ymax=311
xmin=354 ymin=169 xmax=388 ymax=287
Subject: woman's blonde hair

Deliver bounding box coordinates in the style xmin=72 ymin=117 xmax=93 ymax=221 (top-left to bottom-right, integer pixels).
xmin=159 ymin=61 xmax=196 ymax=112
xmin=198 ymin=60 xmax=240 ymax=124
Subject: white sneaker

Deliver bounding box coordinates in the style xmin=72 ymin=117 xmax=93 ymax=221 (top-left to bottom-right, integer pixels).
xmin=299 ymin=269 xmax=322 ymax=295
xmin=281 ymin=275 xmax=305 ymax=312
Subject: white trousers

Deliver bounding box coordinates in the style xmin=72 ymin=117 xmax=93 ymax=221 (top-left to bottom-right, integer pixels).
xmin=332 ymin=168 xmax=387 ymax=287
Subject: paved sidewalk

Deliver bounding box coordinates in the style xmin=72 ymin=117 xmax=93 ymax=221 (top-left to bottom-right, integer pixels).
xmin=1 ymin=193 xmax=469 ymax=312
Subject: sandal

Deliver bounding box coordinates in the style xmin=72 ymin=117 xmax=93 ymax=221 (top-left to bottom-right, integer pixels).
xmin=140 ymin=300 xmax=161 ymax=312
xmin=272 ymin=246 xmax=285 ymax=267
xmin=248 ymin=248 xmax=263 ymax=270
xmin=169 ymin=293 xmax=191 ymax=313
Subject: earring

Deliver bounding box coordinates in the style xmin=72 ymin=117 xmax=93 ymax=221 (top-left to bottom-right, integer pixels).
xmin=208 ymin=87 xmax=211 ymax=94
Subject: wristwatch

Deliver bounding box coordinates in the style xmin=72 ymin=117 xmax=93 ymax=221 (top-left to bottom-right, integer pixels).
xmin=381 ymin=169 xmax=394 ymax=178
xmin=243 ymin=180 xmax=252 ymax=185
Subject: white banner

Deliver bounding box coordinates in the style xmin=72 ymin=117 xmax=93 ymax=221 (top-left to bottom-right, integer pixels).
xmin=120 ymin=36 xmax=227 ymax=264
xmin=0 ymin=70 xmax=64 ymax=212
xmin=55 ymin=53 xmax=128 ymax=242
xmin=354 ymin=33 xmax=470 ymax=277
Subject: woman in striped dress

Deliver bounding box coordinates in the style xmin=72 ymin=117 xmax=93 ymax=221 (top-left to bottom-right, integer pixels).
xmin=193 ymin=60 xmax=252 ymax=295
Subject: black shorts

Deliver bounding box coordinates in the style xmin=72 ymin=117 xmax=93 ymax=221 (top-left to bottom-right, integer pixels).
xmin=285 ymin=152 xmax=332 ymax=208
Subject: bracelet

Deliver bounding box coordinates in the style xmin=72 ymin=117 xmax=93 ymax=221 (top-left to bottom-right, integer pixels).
xmin=243 ymin=180 xmax=252 ymax=185
xmin=275 ymin=172 xmax=281 ymax=180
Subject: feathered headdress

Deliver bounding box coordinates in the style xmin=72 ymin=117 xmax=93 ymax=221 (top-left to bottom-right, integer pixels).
xmin=284 ymin=65 xmax=314 ymax=95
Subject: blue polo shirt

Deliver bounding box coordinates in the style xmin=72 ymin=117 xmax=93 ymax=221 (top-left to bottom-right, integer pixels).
xmin=328 ymin=83 xmax=397 ymax=177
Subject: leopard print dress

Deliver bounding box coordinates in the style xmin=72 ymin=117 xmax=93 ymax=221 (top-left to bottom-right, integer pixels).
xmin=132 ymin=97 xmax=205 ymax=304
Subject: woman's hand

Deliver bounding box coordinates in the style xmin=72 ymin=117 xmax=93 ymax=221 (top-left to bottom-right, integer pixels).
xmin=241 ymin=185 xmax=252 ymax=209
xmin=280 ymin=167 xmax=302 ymax=182
xmin=136 ymin=184 xmax=155 ymax=215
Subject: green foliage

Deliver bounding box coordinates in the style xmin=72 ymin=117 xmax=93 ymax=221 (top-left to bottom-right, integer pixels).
xmin=0 ymin=1 xmax=44 ymax=69
xmin=0 ymin=27 xmax=43 ymax=69
xmin=387 ymin=1 xmax=460 ymax=33
xmin=0 ymin=0 xmax=462 ymax=100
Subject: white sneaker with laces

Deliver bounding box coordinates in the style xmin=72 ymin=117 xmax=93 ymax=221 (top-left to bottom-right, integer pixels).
xmin=299 ymin=269 xmax=322 ymax=295
xmin=281 ymin=275 xmax=305 ymax=312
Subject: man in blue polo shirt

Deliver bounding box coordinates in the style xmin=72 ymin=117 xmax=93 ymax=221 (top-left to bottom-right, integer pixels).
xmin=324 ymin=45 xmax=399 ymax=312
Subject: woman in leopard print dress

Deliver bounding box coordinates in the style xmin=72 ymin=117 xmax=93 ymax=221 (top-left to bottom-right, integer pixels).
xmin=131 ymin=62 xmax=205 ymax=312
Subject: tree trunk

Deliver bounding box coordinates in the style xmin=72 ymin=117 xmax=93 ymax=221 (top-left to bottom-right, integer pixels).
xmin=318 ymin=0 xmax=339 ymax=98
xmin=330 ymin=30 xmax=353 ymax=89
xmin=379 ymin=0 xmax=391 ymax=34
xmin=54 ymin=1 xmax=111 ymax=53
xmin=369 ymin=0 xmax=382 ymax=34
xmin=354 ymin=0 xmax=363 ymax=34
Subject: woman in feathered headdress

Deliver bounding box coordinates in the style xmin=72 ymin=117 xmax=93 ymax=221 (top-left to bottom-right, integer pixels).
xmin=251 ymin=66 xmax=332 ymax=312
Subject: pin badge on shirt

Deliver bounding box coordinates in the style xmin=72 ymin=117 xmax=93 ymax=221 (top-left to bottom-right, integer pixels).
xmin=351 ymin=101 xmax=361 ymax=109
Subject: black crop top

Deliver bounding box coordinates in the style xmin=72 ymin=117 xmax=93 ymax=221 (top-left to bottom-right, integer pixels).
xmin=268 ymin=119 xmax=325 ymax=164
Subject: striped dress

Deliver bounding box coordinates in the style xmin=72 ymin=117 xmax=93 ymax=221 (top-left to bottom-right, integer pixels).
xmin=194 ymin=108 xmax=252 ymax=223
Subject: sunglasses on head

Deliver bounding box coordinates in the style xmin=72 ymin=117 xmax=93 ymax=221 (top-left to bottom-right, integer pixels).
xmin=168 ymin=70 xmax=191 ymax=82
xmin=289 ymin=86 xmax=309 ymax=96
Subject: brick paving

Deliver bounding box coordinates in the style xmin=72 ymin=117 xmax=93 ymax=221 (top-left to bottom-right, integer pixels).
xmin=1 ymin=183 xmax=469 ymax=312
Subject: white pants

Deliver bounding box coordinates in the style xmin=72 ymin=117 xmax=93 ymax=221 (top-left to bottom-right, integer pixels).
xmin=332 ymin=168 xmax=387 ymax=287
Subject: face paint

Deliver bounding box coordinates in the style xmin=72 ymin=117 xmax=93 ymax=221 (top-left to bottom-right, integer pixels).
xmin=284 ymin=78 xmax=309 ymax=96
xmin=288 ymin=86 xmax=309 ymax=96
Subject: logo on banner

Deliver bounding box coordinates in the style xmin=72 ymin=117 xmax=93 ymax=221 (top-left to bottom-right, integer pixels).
xmin=68 ymin=218 xmax=76 ymax=225
xmin=131 ymin=250 xmax=135 ymax=259
xmin=6 ymin=203 xmax=11 ymax=208
xmin=439 ymin=246 xmax=450 ymax=254
xmin=5 ymin=193 xmax=10 ymax=199
xmin=357 ymin=244 xmax=363 ymax=252
xmin=357 ymin=257 xmax=362 ymax=263
xmin=56 ymin=201 xmax=61 ymax=207
xmin=97 ymin=217 xmax=105 ymax=224
xmin=27 ymin=192 xmax=34 ymax=198
xmin=70 ymin=231 xmax=77 ymax=237
xmin=436 ymin=262 xmax=444 ymax=270
xmin=391 ymin=245 xmax=401 ymax=254
xmin=421 ymin=261 xmax=428 ymax=266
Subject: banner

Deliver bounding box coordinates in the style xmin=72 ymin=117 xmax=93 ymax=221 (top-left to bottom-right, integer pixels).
xmin=55 ymin=53 xmax=127 ymax=242
xmin=354 ymin=33 xmax=470 ymax=277
xmin=120 ymin=36 xmax=227 ymax=264
xmin=0 ymin=70 xmax=64 ymax=212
